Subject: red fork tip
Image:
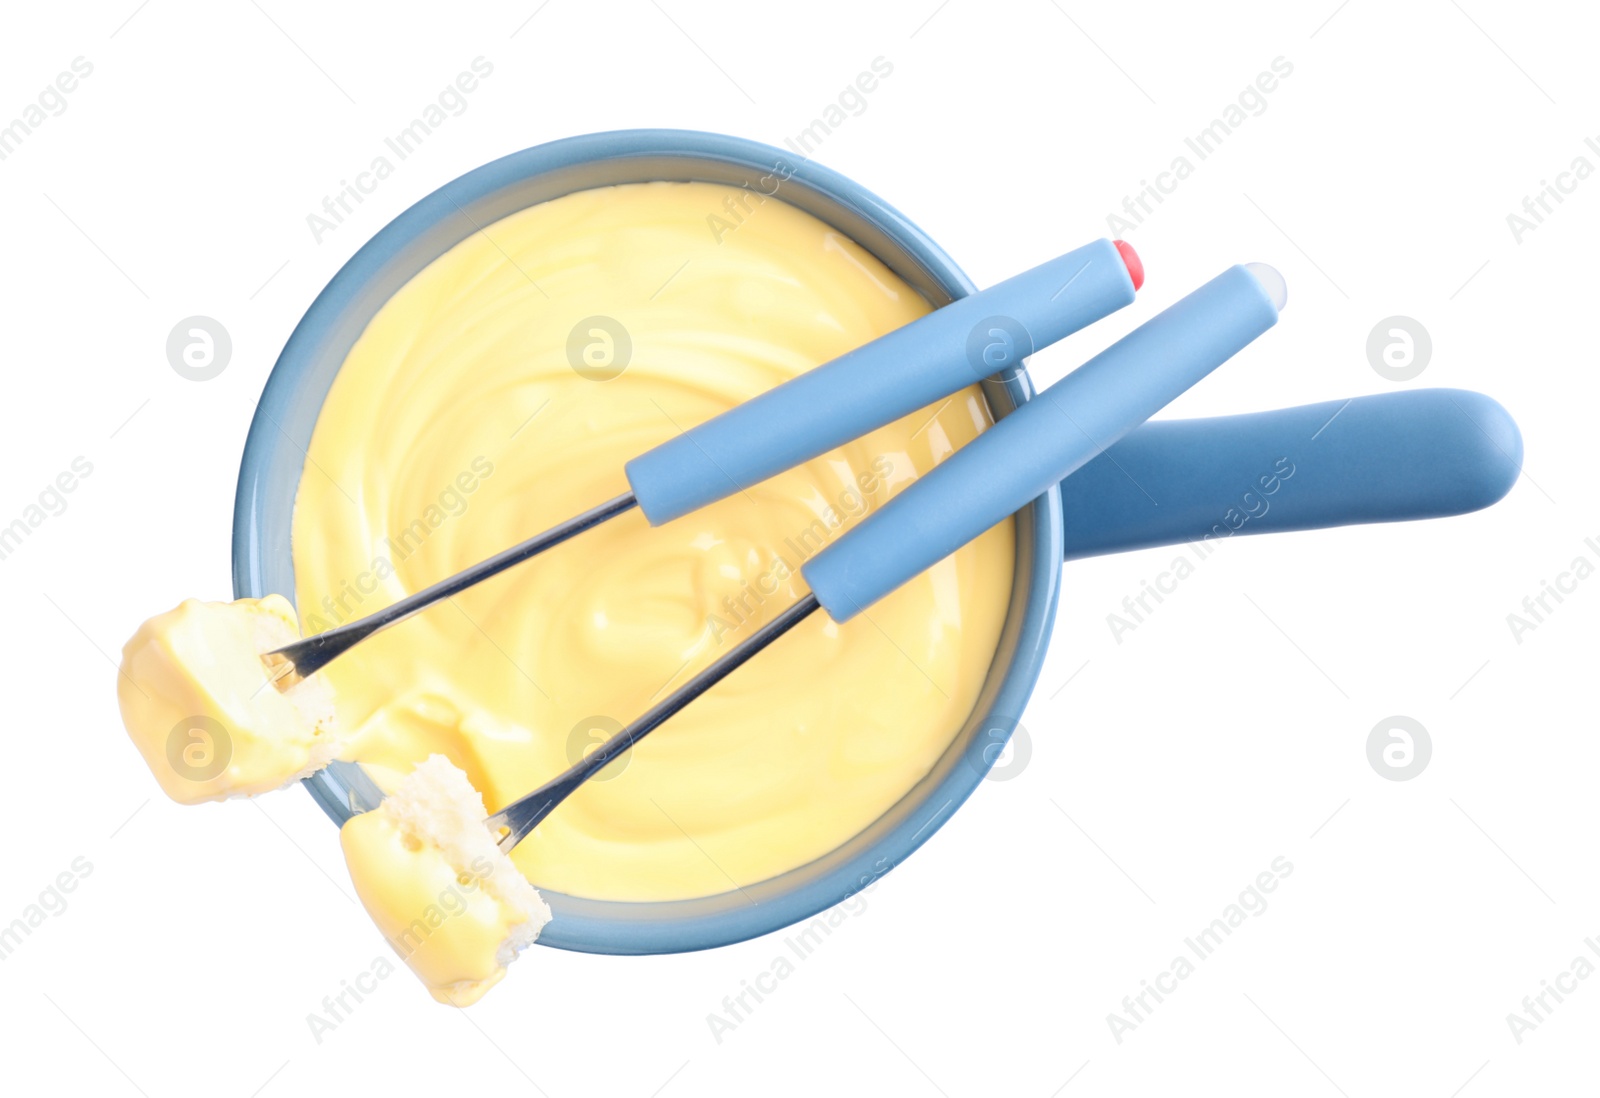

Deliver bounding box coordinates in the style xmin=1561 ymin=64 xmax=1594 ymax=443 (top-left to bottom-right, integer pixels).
xmin=1113 ymin=239 xmax=1144 ymax=291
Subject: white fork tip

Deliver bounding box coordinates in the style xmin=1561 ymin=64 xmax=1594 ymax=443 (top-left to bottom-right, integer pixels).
xmin=1243 ymin=262 xmax=1287 ymax=311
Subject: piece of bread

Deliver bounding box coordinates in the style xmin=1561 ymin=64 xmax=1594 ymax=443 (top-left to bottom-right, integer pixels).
xmin=340 ymin=755 xmax=552 ymax=1006
xmin=117 ymin=595 xmax=341 ymax=805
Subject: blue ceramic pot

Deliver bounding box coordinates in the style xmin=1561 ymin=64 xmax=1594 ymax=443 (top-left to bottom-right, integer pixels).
xmin=233 ymin=129 xmax=1061 ymax=954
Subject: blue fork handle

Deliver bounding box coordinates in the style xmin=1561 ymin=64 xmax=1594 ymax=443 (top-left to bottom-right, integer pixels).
xmin=803 ymin=263 xmax=1281 ymax=621
xmin=625 ymin=238 xmax=1137 ymax=525
xmin=1058 ymin=389 xmax=1522 ymax=559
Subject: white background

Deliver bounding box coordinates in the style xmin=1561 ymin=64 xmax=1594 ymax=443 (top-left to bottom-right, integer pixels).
xmin=0 ymin=0 xmax=1593 ymax=1094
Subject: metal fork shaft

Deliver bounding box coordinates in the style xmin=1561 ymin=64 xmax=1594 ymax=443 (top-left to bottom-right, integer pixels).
xmin=486 ymin=593 xmax=822 ymax=852
xmin=264 ymin=492 xmax=639 ymax=688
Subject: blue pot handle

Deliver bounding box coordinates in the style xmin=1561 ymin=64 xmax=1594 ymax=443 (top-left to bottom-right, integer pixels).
xmin=1058 ymin=388 xmax=1522 ymax=560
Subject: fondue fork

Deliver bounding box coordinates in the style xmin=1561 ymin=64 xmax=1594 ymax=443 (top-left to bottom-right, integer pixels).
xmin=484 ymin=262 xmax=1287 ymax=851
xmin=263 ymin=238 xmax=1142 ymax=689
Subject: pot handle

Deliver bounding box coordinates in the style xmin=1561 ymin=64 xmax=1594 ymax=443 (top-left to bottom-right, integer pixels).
xmin=1058 ymin=388 xmax=1522 ymax=560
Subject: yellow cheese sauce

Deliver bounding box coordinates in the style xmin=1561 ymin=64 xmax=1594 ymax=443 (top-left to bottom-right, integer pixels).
xmin=292 ymin=180 xmax=1013 ymax=902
